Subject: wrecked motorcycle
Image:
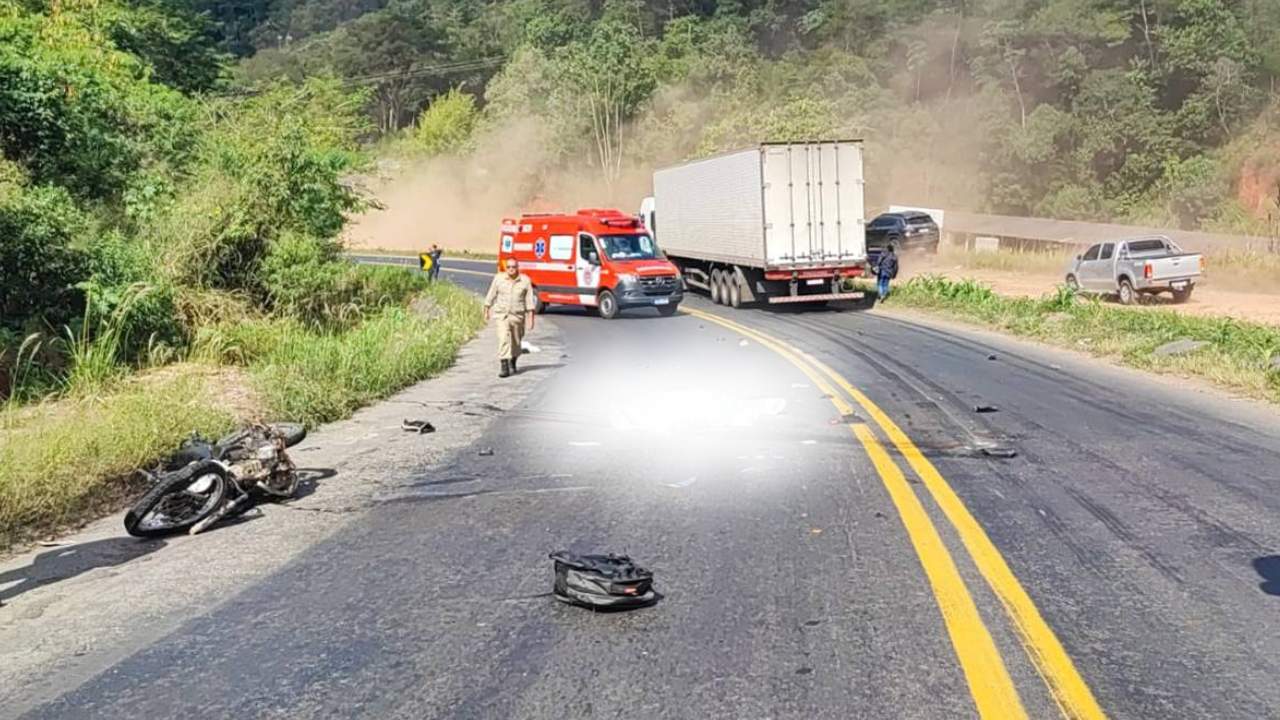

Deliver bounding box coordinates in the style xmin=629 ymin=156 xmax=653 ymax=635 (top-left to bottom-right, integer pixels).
xmin=124 ymin=423 xmax=307 ymax=538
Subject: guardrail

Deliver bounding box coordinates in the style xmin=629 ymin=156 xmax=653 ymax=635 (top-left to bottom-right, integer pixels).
xmin=938 ymin=210 xmax=1280 ymax=254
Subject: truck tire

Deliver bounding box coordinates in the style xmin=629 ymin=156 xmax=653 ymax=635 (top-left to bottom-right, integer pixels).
xmin=598 ymin=290 xmax=619 ymax=319
xmin=709 ymin=270 xmax=723 ymax=304
xmin=1118 ymin=278 xmax=1136 ymax=305
xmin=1171 ymin=286 xmax=1193 ymax=304
xmin=727 ymin=274 xmax=742 ymax=308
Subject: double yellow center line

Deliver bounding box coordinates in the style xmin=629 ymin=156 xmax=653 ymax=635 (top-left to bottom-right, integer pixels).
xmin=684 ymin=307 xmax=1106 ymax=720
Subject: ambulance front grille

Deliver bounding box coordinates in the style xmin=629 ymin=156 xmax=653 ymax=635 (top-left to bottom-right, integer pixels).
xmin=639 ymin=275 xmax=679 ymax=295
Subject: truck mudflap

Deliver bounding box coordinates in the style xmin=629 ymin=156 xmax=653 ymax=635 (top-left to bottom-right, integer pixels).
xmin=767 ymin=291 xmax=869 ymax=304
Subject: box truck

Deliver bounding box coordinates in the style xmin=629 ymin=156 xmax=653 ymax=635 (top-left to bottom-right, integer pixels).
xmin=640 ymin=141 xmax=868 ymax=307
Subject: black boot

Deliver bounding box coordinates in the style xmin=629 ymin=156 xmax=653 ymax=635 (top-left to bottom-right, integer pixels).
xmin=510 ymin=354 xmax=519 ymax=374
xmin=499 ymin=359 xmax=510 ymax=378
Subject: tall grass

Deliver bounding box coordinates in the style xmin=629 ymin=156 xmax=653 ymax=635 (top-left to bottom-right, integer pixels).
xmin=0 ymin=275 xmax=483 ymax=551
xmin=0 ymin=373 xmax=235 ymax=547
xmin=245 ymin=281 xmax=484 ymax=427
xmin=888 ymin=276 xmax=1280 ymax=402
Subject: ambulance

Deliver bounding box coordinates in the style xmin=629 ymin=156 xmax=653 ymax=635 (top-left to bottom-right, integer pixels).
xmin=498 ymin=209 xmax=683 ymax=319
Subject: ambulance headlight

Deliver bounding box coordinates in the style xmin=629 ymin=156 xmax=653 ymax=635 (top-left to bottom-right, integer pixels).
xmin=618 ymin=273 xmax=639 ymax=283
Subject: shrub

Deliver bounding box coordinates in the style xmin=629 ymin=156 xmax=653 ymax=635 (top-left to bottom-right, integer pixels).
xmin=0 ymin=184 xmax=89 ymax=329
xmin=259 ymin=232 xmax=347 ymax=324
xmin=415 ymin=88 xmax=479 ymax=156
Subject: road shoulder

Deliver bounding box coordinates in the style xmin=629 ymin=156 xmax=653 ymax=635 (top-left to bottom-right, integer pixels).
xmin=0 ymin=318 xmax=565 ymax=717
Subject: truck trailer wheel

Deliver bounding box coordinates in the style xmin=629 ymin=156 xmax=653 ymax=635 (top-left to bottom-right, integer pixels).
xmin=709 ymin=270 xmax=723 ymax=304
xmin=597 ymin=290 xmax=619 ymax=319
xmin=727 ymin=274 xmax=742 ymax=308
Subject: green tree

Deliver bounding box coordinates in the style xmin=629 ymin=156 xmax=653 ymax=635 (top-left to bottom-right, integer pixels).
xmin=415 ymin=87 xmax=479 ymax=155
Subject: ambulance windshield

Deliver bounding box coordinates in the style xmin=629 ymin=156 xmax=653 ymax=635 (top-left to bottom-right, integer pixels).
xmin=599 ymin=234 xmax=659 ymax=260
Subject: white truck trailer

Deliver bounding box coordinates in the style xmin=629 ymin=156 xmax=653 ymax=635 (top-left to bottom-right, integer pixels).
xmin=640 ymin=140 xmax=869 ymax=307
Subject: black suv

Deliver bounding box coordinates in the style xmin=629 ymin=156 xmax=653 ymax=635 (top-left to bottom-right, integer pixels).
xmin=866 ymin=212 xmax=940 ymax=259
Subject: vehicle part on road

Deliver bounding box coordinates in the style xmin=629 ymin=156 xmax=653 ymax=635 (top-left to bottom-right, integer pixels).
xmin=477 ymin=447 xmax=495 ymax=456
xmin=987 ymin=354 xmax=998 ymax=361
xmin=980 ymin=447 xmax=1018 ymax=459
xmin=125 ymin=461 xmax=229 ymax=537
xmin=549 ymin=552 xmax=656 ymax=609
xmin=402 ymin=419 xmax=436 ymax=434
xmin=124 ymin=423 xmax=305 ymax=538
xmin=974 ymin=405 xmax=999 ymax=414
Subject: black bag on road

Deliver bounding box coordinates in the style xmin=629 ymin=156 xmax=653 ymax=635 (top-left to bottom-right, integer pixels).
xmin=550 ymin=552 xmax=656 ymax=609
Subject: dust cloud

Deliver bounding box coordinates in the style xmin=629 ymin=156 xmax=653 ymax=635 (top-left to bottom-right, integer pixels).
xmin=343 ymin=118 xmax=672 ymax=255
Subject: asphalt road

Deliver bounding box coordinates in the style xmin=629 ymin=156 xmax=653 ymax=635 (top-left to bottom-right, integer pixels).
xmin=16 ymin=258 xmax=1280 ymax=719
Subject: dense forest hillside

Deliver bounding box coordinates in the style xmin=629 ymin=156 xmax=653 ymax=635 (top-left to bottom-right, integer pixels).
xmin=223 ymin=0 xmax=1280 ymax=235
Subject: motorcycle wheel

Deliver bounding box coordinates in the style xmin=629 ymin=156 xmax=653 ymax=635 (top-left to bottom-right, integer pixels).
xmin=268 ymin=423 xmax=307 ymax=448
xmin=124 ymin=460 xmax=229 ymax=538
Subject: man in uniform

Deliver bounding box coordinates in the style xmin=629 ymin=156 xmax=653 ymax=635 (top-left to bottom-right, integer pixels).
xmin=484 ymin=258 xmax=536 ymax=378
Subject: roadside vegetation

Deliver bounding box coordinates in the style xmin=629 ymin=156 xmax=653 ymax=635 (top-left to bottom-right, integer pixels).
xmin=882 ymin=277 xmax=1280 ymax=403
xmin=0 ymin=1 xmax=483 ymax=549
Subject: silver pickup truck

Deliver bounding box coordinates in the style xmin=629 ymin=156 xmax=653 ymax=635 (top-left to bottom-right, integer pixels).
xmin=1064 ymin=235 xmax=1203 ymax=305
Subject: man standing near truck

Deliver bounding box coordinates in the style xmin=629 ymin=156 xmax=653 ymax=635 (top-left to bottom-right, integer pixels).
xmin=484 ymin=258 xmax=536 ymax=378
xmin=875 ymin=245 xmax=898 ymax=301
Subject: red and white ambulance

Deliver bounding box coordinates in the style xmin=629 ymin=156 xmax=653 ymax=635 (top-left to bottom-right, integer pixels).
xmin=498 ymin=209 xmax=683 ymax=319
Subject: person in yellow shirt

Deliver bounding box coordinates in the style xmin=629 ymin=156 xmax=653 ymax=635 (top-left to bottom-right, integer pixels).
xmin=483 ymin=258 xmax=536 ymax=378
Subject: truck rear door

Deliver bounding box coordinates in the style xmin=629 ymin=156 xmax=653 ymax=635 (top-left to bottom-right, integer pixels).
xmin=761 ymin=142 xmax=865 ymax=268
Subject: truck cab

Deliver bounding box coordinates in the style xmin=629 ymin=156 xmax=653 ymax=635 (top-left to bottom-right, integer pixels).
xmin=499 ymin=209 xmax=683 ymax=319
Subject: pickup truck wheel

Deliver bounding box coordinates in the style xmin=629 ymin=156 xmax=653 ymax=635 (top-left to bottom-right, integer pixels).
xmin=709 ymin=270 xmax=723 ymax=304
xmin=1118 ymin=278 xmax=1136 ymax=305
xmin=1065 ymin=274 xmax=1080 ymax=292
xmin=597 ymin=290 xmax=619 ymax=319
xmin=1171 ymin=286 xmax=1194 ymax=304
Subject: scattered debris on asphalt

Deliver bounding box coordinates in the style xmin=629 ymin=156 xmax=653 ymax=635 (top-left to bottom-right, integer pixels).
xmin=665 ymin=476 xmax=697 ymax=488
xmin=841 ymin=412 xmax=861 ymax=423
xmin=980 ymin=446 xmax=1018 ymax=459
xmin=974 ymin=405 xmax=999 ymax=414
xmin=987 ymin=354 xmax=998 ymax=361
xmin=401 ymin=419 xmax=436 ymax=434
xmin=739 ymin=339 xmax=749 ymax=347
xmin=1153 ymin=339 xmax=1208 ymax=357
xmin=521 ymin=340 xmax=542 ymax=354
xmin=550 ymin=552 xmax=657 ymax=610
xmin=477 ymin=447 xmax=494 ymax=457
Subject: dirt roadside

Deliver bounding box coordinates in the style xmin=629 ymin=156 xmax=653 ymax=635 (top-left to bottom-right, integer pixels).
xmin=901 ymin=254 xmax=1280 ymax=326
xmin=0 ymin=320 xmax=565 ymax=717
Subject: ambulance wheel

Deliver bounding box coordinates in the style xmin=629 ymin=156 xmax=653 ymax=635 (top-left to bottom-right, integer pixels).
xmin=533 ymin=290 xmax=547 ymax=314
xmin=597 ymin=290 xmax=619 ymax=319
xmin=709 ymin=270 xmax=723 ymax=304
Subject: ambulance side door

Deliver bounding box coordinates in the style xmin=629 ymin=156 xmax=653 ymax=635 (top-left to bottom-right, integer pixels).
xmin=576 ymin=233 xmax=602 ymax=306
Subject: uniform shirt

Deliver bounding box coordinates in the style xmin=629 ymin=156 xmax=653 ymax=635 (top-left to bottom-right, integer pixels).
xmin=484 ymin=272 xmax=535 ymax=317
